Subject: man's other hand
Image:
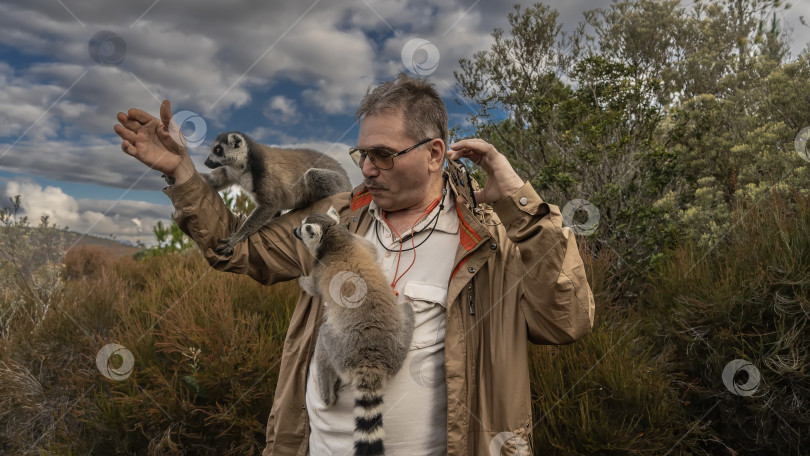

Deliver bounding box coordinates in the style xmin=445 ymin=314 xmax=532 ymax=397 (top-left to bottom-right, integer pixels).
xmin=448 ymin=138 xmax=524 ymax=204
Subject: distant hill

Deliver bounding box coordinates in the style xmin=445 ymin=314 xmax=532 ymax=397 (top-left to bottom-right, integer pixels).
xmin=64 ymin=232 xmax=143 ymax=258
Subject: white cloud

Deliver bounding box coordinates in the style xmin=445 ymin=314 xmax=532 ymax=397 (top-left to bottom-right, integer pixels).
xmin=0 ymin=63 xmax=71 ymax=141
xmin=249 ymin=126 xmax=299 ymax=144
xmin=0 ymin=132 xmax=218 ymax=191
xmin=2 ymin=0 xmax=806 ymax=142
xmin=0 ymin=0 xmax=509 ymax=138
xmin=1 ymin=179 xmax=172 ymax=246
xmin=3 ymin=0 xmax=808 ymax=243
xmin=4 ymin=180 xmax=79 ymax=225
xmin=265 ymin=95 xmax=299 ymax=123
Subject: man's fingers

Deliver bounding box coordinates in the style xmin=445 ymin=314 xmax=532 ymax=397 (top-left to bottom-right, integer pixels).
xmin=120 ymin=140 xmax=136 ymax=156
xmin=157 ymin=125 xmax=172 ymax=142
xmin=117 ymin=112 xmax=143 ymax=131
xmin=113 ymin=124 xmax=137 ymax=144
xmin=449 ymin=145 xmax=474 ymax=159
xmin=127 ymin=108 xmax=154 ymax=124
xmin=156 ymin=124 xmax=184 ymax=152
xmin=450 ymin=138 xmax=488 ymax=152
xmin=160 ymin=100 xmax=173 ymax=129
xmin=449 ymin=147 xmax=483 ymax=164
xmin=450 ymin=139 xmax=490 ymax=160
xmin=450 ymin=138 xmax=473 ymax=149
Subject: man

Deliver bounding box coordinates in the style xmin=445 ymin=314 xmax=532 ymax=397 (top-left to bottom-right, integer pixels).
xmin=114 ymin=73 xmax=595 ymax=455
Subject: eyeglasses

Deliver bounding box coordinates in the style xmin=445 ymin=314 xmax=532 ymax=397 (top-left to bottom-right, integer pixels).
xmin=349 ymin=138 xmax=434 ymax=170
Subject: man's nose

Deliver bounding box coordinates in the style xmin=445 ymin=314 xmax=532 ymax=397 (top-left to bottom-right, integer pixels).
xmin=361 ymin=155 xmax=380 ymax=178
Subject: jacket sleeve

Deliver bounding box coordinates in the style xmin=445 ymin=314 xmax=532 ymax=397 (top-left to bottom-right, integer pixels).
xmin=162 ymin=172 xmax=314 ymax=285
xmin=491 ymin=181 xmax=595 ymax=345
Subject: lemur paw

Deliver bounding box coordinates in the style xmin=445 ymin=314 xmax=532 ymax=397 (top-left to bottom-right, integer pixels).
xmin=299 ymin=276 xmax=317 ymax=296
xmin=214 ymin=237 xmax=236 ymax=256
xmin=319 ymin=387 xmax=337 ymax=406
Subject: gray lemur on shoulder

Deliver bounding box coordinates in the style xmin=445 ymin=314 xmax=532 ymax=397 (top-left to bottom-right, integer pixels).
xmin=294 ymin=207 xmax=414 ymax=456
xmin=201 ymin=131 xmax=351 ymax=256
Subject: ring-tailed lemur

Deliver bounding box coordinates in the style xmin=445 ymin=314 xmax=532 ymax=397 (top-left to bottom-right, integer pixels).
xmin=294 ymin=207 xmax=414 ymax=456
xmin=202 ymin=131 xmax=352 ymax=256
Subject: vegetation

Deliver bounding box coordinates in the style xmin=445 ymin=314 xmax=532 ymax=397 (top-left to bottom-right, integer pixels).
xmin=454 ymin=0 xmax=809 ymax=453
xmin=2 ymin=246 xmax=297 ymax=455
xmin=2 ymin=0 xmax=809 ymax=454
xmin=0 ymin=195 xmax=67 ymax=340
xmin=455 ymin=0 xmax=808 ymax=288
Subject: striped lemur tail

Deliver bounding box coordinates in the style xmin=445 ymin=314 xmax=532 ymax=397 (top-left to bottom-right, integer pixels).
xmin=352 ymin=366 xmax=386 ymax=456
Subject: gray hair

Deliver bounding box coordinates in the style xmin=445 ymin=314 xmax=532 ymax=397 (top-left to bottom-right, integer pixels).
xmin=356 ymin=73 xmax=448 ymax=146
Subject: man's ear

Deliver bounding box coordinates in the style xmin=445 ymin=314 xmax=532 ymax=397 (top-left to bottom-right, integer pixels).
xmin=326 ymin=206 xmax=340 ymax=223
xmin=428 ymin=139 xmax=446 ymax=173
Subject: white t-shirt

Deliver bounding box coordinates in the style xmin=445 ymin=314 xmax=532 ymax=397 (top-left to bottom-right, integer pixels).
xmin=306 ymin=191 xmax=459 ymax=455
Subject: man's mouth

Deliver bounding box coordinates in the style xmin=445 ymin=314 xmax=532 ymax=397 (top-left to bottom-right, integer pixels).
xmin=364 ymin=180 xmax=388 ymax=191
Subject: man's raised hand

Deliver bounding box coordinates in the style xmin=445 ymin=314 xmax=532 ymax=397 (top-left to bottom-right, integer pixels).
xmin=114 ymin=100 xmax=197 ymax=185
xmin=448 ymin=138 xmax=524 ymax=204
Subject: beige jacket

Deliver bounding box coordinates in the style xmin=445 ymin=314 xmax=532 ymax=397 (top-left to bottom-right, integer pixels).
xmin=164 ymin=172 xmax=595 ymax=455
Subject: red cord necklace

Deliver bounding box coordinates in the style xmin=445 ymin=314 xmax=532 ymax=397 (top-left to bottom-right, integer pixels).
xmin=382 ymin=195 xmax=443 ymax=296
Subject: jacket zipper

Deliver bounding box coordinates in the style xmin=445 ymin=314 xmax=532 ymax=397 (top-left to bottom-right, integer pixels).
xmin=467 ymin=277 xmax=475 ymax=315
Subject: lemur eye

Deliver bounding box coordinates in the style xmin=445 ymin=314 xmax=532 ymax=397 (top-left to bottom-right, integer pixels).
xmin=306 ymin=225 xmax=313 ymax=234
xmin=214 ymin=145 xmax=223 ymax=155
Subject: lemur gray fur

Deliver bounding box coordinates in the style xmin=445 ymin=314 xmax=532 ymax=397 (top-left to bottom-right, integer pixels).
xmin=294 ymin=207 xmax=415 ymax=456
xmin=202 ymin=131 xmax=351 ymax=256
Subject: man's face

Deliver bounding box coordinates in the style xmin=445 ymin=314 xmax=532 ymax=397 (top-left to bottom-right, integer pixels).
xmin=357 ymin=110 xmax=438 ymax=212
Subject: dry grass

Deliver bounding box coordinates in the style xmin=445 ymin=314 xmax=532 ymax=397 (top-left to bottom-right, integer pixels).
xmin=2 ymin=189 xmax=808 ymax=454
xmin=528 ymin=238 xmax=692 ymax=455
xmin=1 ymin=248 xmax=297 ymax=455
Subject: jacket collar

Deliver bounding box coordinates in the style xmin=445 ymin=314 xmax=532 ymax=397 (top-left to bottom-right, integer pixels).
xmin=347 ymin=174 xmax=493 ymax=257
xmin=346 ymin=177 xmax=496 ymax=313
xmin=366 ymin=182 xmax=459 ymax=236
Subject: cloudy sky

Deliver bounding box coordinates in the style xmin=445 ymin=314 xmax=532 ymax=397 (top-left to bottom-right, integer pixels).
xmin=1 ymin=0 xmax=808 ymax=246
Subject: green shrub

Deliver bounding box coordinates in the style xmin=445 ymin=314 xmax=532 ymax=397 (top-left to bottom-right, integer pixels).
xmin=644 ymin=189 xmax=810 ymax=454
xmin=530 ymin=239 xmax=695 ymax=454
xmin=0 ymin=195 xmax=67 ymax=339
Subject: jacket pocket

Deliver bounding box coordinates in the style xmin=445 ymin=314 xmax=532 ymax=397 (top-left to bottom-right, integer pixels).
xmin=402 ymin=281 xmax=447 ymax=350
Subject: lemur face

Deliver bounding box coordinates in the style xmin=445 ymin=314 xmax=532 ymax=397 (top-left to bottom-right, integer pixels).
xmin=293 ymin=207 xmax=340 ymax=253
xmin=204 ymin=132 xmax=247 ymax=169
xmin=293 ymin=218 xmax=324 ymax=253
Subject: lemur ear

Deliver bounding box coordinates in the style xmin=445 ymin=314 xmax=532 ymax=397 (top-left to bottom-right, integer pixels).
xmin=326 ymin=206 xmax=340 ymax=223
